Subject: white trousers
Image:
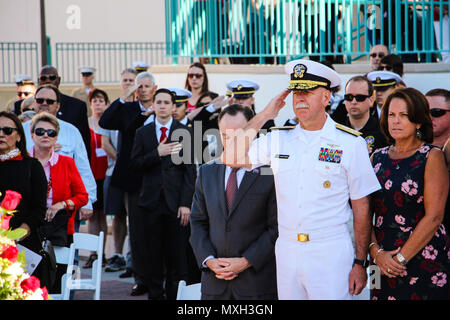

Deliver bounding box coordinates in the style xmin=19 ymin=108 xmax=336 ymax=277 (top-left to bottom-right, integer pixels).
xmin=275 ymin=227 xmax=354 ymax=300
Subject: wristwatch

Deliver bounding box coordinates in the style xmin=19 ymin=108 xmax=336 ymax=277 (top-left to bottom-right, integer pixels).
xmin=353 ymin=258 xmax=369 ymax=268
xmin=396 ymin=252 xmax=407 ymax=265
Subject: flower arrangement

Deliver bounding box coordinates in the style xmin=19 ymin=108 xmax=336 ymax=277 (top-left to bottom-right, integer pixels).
xmin=0 ymin=190 xmax=49 ymax=300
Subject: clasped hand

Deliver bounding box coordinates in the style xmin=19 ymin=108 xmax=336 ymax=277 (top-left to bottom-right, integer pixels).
xmin=157 ymin=137 xmax=182 ymax=157
xmin=206 ymin=257 xmax=251 ymax=281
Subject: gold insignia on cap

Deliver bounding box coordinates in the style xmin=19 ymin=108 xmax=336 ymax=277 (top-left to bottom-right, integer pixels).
xmin=293 ymin=64 xmax=307 ymax=79
xmin=323 ymin=180 xmax=331 ymax=188
xmin=376 ymin=77 xmax=381 ymax=83
xmin=237 ymin=85 xmax=243 ymax=90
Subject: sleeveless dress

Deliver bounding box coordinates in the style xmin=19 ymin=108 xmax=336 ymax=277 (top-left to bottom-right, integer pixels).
xmin=371 ymin=144 xmax=450 ymax=300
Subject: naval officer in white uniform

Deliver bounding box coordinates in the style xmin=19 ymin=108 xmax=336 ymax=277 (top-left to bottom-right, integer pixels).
xmin=221 ymin=59 xmax=381 ymax=300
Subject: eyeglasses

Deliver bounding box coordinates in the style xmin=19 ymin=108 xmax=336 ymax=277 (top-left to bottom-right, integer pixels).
xmin=370 ymin=52 xmax=385 ymax=58
xmin=377 ymin=64 xmax=393 ymax=71
xmin=81 ymin=72 xmax=93 ymax=77
xmin=35 ymin=98 xmax=57 ymax=105
xmin=344 ymin=94 xmax=371 ymax=102
xmin=430 ymin=108 xmax=450 ymax=118
xmin=38 ymin=75 xmax=58 ymax=82
xmin=17 ymin=91 xmax=33 ymax=98
xmin=34 ymin=128 xmax=58 ymax=138
xmin=188 ymin=73 xmax=203 ymax=79
xmin=0 ymin=127 xmax=18 ymax=135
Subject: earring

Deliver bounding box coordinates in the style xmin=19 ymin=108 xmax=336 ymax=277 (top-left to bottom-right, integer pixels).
xmin=416 ymin=128 xmax=422 ymax=140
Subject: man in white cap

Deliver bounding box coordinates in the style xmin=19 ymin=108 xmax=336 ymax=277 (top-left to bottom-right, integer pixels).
xmin=221 ymin=59 xmax=381 ymax=300
xmin=133 ymin=61 xmax=150 ymax=74
xmin=367 ymin=70 xmax=403 ymax=120
xmin=72 ymin=66 xmax=97 ymax=116
xmin=168 ymin=87 xmax=192 ymax=126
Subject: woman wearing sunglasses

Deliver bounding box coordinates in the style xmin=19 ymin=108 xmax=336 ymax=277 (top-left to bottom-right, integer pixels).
xmin=369 ymin=88 xmax=449 ymax=300
xmin=29 ymin=112 xmax=88 ymax=292
xmin=184 ymin=62 xmax=210 ymax=112
xmin=0 ymin=111 xmax=48 ymax=284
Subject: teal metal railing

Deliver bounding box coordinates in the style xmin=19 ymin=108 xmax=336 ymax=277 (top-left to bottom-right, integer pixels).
xmin=54 ymin=42 xmax=192 ymax=84
xmin=165 ymin=0 xmax=450 ymax=63
xmin=0 ymin=42 xmax=39 ymax=85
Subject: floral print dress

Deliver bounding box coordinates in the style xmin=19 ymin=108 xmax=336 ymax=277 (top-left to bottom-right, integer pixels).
xmin=371 ymin=144 xmax=450 ymax=300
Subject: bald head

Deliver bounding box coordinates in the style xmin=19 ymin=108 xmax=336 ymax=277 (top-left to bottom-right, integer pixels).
xmin=39 ymin=65 xmax=61 ymax=87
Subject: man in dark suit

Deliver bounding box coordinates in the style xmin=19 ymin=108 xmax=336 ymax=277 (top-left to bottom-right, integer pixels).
xmin=129 ymin=88 xmax=196 ymax=300
xmin=190 ymin=104 xmax=278 ymax=300
xmin=98 ymin=71 xmax=157 ymax=295
xmin=38 ymin=65 xmax=91 ymax=160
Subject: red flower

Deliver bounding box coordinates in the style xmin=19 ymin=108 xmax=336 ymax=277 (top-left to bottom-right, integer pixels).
xmin=393 ymin=239 xmax=406 ymax=247
xmin=0 ymin=245 xmax=18 ymax=262
xmin=416 ymin=211 xmax=424 ymax=222
xmin=1 ymin=214 xmax=12 ymax=230
xmin=419 ymin=260 xmax=440 ymax=273
xmin=387 ymin=277 xmax=397 ymax=288
xmin=376 ymin=230 xmax=385 ymax=242
xmin=383 ymin=169 xmax=391 ymax=178
xmin=1 ymin=190 xmax=22 ymax=211
xmin=411 ymin=293 xmax=421 ymax=300
xmin=373 ymin=198 xmax=387 ymax=215
xmin=20 ymin=276 xmax=41 ymax=292
xmin=393 ymin=191 xmax=404 ymax=207
xmin=41 ymin=287 xmax=49 ymax=300
xmin=410 ymin=160 xmax=421 ymax=167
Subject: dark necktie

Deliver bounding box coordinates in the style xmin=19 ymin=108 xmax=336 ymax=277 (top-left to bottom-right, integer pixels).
xmin=225 ymin=168 xmax=238 ymax=212
xmin=160 ymin=127 xmax=167 ymax=143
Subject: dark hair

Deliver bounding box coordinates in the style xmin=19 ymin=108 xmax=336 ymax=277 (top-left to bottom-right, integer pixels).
xmin=35 ymin=84 xmax=61 ymax=103
xmin=88 ymin=88 xmax=110 ymax=104
xmin=425 ymin=88 xmax=450 ymax=103
xmin=346 ymin=75 xmax=374 ymax=96
xmin=184 ymin=62 xmax=209 ymax=94
xmin=380 ymin=87 xmax=433 ymax=144
xmin=0 ymin=111 xmax=29 ymax=158
xmin=218 ymin=104 xmax=255 ymax=123
xmin=154 ymin=88 xmax=176 ymax=104
xmin=380 ymin=54 xmax=404 ymax=77
xmin=196 ymin=91 xmax=219 ymax=108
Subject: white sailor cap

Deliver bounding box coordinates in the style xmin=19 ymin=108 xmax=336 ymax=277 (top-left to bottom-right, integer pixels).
xmin=79 ymin=66 xmax=96 ymax=75
xmin=367 ymin=70 xmax=403 ymax=90
xmin=284 ymin=59 xmax=341 ymax=91
xmin=167 ymin=87 xmax=192 ymax=105
xmin=133 ymin=61 xmax=150 ymax=73
xmin=14 ymin=74 xmax=33 ymax=85
xmin=226 ymin=79 xmax=260 ymax=99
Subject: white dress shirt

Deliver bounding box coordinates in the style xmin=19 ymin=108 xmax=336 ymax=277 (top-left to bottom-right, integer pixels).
xmin=23 ymin=119 xmax=97 ymax=210
xmin=154 ymin=117 xmax=173 ymax=142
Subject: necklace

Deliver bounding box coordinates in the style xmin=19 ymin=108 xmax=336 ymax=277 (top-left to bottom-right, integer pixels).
xmin=0 ymin=148 xmax=21 ymax=162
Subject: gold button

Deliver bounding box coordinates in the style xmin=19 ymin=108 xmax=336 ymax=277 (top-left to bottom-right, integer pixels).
xmin=323 ymin=180 xmax=331 ymax=188
xmin=297 ymin=234 xmax=310 ymax=242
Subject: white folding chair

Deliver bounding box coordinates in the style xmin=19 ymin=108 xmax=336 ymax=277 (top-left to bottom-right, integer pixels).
xmin=176 ymin=280 xmax=201 ymax=300
xmin=50 ymin=244 xmax=75 ymax=300
xmin=64 ymin=231 xmax=104 ymax=300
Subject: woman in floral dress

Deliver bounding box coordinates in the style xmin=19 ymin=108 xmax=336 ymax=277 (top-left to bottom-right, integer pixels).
xmin=369 ymin=88 xmax=449 ymax=300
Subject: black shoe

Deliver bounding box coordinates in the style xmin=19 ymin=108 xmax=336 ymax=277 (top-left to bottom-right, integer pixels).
xmin=105 ymin=255 xmax=126 ymax=272
xmin=119 ymin=269 xmax=133 ymax=278
xmin=130 ymin=284 xmax=148 ymax=296
xmin=82 ymin=253 xmax=97 ymax=269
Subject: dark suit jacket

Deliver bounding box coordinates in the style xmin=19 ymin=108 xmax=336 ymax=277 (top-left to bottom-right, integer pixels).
xmin=99 ymin=98 xmax=149 ymax=192
xmin=58 ymin=93 xmax=91 ymax=160
xmin=190 ymin=162 xmax=278 ymax=298
xmin=129 ymin=119 xmax=196 ymax=213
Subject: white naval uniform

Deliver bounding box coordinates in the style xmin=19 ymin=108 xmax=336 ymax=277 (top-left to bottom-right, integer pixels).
xmin=248 ymin=114 xmax=381 ymax=300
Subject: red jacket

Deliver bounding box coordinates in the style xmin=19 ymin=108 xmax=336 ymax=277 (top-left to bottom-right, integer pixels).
xmin=50 ymin=155 xmax=89 ymax=235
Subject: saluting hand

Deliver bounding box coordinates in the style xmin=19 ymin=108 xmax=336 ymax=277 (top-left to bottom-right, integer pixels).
xmin=122 ymin=84 xmax=138 ymax=101
xmin=157 ymin=137 xmax=182 ymax=157
xmin=210 ymin=95 xmax=230 ymax=111
xmin=262 ymin=90 xmax=290 ymax=119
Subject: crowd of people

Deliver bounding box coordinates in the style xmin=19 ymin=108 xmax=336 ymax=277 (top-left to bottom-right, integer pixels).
xmin=0 ymin=53 xmax=449 ymax=300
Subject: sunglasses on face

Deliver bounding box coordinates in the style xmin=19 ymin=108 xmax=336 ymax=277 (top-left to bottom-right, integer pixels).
xmin=377 ymin=64 xmax=393 ymax=71
xmin=188 ymin=73 xmax=203 ymax=79
xmin=17 ymin=91 xmax=32 ymax=98
xmin=39 ymin=75 xmax=58 ymax=82
xmin=0 ymin=127 xmax=18 ymax=135
xmin=370 ymin=52 xmax=385 ymax=58
xmin=35 ymin=98 xmax=57 ymax=105
xmin=344 ymin=94 xmax=371 ymax=102
xmin=430 ymin=108 xmax=450 ymax=118
xmin=82 ymin=72 xmax=93 ymax=77
xmin=34 ymin=128 xmax=58 ymax=138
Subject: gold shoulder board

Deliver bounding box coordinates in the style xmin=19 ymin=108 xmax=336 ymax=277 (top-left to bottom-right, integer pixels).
xmin=335 ymin=124 xmax=362 ymax=137
xmin=269 ymin=126 xmax=297 ymax=131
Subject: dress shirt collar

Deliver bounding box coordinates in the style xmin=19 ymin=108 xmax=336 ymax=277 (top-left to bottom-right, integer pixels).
xmin=139 ymin=100 xmax=152 ymax=113
xmin=179 ymin=116 xmax=189 ymax=125
xmin=30 ymin=147 xmax=59 ymax=167
xmin=155 ymin=117 xmax=173 ymax=134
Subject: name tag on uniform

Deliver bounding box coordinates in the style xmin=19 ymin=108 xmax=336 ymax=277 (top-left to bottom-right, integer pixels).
xmin=275 ymin=154 xmax=290 ymax=159
xmin=318 ymin=147 xmax=343 ymax=163
xmin=96 ymin=148 xmax=107 ymax=158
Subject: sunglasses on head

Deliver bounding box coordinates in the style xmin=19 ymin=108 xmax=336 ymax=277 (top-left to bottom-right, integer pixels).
xmin=34 ymin=128 xmax=57 ymax=138
xmin=35 ymin=98 xmax=57 ymax=105
xmin=17 ymin=91 xmax=32 ymax=98
xmin=377 ymin=64 xmax=393 ymax=71
xmin=344 ymin=94 xmax=371 ymax=102
xmin=430 ymin=108 xmax=450 ymax=118
xmin=0 ymin=127 xmax=18 ymax=135
xmin=39 ymin=75 xmax=58 ymax=82
xmin=370 ymin=52 xmax=385 ymax=58
xmin=188 ymin=73 xmax=203 ymax=79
